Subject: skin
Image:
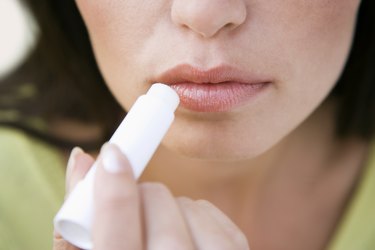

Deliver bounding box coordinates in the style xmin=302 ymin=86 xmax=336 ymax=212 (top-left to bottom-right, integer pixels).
xmin=75 ymin=0 xmax=360 ymax=160
xmin=54 ymin=0 xmax=367 ymax=249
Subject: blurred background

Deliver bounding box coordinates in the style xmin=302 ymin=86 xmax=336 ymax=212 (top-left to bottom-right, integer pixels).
xmin=0 ymin=0 xmax=38 ymax=79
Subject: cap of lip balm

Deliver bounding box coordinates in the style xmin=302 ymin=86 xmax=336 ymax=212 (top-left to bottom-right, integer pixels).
xmin=54 ymin=83 xmax=179 ymax=250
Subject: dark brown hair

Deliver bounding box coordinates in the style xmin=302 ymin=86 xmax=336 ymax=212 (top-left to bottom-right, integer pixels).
xmin=0 ymin=0 xmax=374 ymax=150
xmin=0 ymin=0 xmax=123 ymax=150
xmin=332 ymin=0 xmax=375 ymax=139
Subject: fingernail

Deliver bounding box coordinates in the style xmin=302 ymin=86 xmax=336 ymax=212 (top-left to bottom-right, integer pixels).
xmin=101 ymin=144 xmax=125 ymax=173
xmin=67 ymin=147 xmax=83 ymax=171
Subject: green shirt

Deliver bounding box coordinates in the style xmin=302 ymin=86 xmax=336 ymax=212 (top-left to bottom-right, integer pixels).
xmin=328 ymin=140 xmax=375 ymax=250
xmin=0 ymin=127 xmax=65 ymax=250
xmin=0 ymin=127 xmax=374 ymax=249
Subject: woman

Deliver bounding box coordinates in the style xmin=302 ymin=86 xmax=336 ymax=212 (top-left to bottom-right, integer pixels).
xmin=1 ymin=0 xmax=374 ymax=249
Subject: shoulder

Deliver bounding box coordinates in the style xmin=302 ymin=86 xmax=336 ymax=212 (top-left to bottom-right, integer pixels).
xmin=0 ymin=126 xmax=60 ymax=165
xmin=0 ymin=126 xmax=65 ymax=250
xmin=329 ymin=140 xmax=375 ymax=250
xmin=0 ymin=126 xmax=65 ymax=205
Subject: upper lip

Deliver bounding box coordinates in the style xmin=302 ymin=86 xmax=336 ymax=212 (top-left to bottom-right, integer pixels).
xmin=153 ymin=64 xmax=271 ymax=85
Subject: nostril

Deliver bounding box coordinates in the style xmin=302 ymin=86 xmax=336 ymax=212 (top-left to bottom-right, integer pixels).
xmin=171 ymin=0 xmax=247 ymax=39
xmin=224 ymin=23 xmax=235 ymax=30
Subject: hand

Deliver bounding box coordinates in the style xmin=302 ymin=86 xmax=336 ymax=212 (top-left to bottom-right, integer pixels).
xmin=53 ymin=144 xmax=249 ymax=250
xmin=53 ymin=146 xmax=94 ymax=250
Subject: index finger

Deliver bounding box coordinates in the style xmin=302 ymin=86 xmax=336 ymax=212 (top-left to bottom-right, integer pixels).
xmin=93 ymin=144 xmax=143 ymax=250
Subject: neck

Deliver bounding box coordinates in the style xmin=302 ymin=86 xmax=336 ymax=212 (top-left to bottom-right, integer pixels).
xmin=141 ymin=99 xmax=368 ymax=248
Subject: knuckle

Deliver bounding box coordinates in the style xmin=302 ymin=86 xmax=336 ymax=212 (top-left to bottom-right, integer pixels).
xmin=152 ymin=235 xmax=192 ymax=250
xmin=140 ymin=182 xmax=170 ymax=197
xmin=214 ymin=225 xmax=249 ymax=250
xmin=195 ymin=199 xmax=214 ymax=207
xmin=202 ymin=238 xmax=238 ymax=250
xmin=230 ymin=231 xmax=250 ymax=250
xmin=212 ymin=236 xmax=249 ymax=250
xmin=177 ymin=197 xmax=198 ymax=212
xmin=195 ymin=200 xmax=249 ymax=250
xmin=176 ymin=196 xmax=194 ymax=205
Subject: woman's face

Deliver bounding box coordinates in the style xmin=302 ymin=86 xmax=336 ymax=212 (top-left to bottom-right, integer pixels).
xmin=75 ymin=0 xmax=361 ymax=160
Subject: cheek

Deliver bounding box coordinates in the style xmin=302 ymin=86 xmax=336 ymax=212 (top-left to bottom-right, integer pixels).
xmin=74 ymin=1 xmax=164 ymax=109
xmin=75 ymin=1 xmax=145 ymax=62
xmin=278 ymin=0 xmax=360 ymax=79
xmin=75 ymin=0 xmax=167 ymax=62
xmin=264 ymin=0 xmax=360 ymax=106
xmin=263 ymin=1 xmax=360 ymax=136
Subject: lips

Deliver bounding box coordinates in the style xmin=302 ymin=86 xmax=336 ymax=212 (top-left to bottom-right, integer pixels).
xmin=153 ymin=64 xmax=271 ymax=112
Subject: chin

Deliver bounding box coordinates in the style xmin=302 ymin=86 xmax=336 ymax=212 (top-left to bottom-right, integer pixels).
xmin=162 ymin=126 xmax=275 ymax=162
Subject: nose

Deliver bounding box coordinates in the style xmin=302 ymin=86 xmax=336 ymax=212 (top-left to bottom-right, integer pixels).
xmin=171 ymin=0 xmax=247 ymax=38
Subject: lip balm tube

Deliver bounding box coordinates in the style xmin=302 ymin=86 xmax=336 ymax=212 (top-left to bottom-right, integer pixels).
xmin=54 ymin=83 xmax=180 ymax=250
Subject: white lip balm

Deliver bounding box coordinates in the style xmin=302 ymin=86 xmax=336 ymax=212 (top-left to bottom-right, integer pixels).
xmin=54 ymin=83 xmax=179 ymax=250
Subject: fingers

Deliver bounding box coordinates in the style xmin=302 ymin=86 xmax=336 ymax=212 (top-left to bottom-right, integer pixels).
xmin=140 ymin=183 xmax=195 ymax=250
xmin=54 ymin=147 xmax=94 ymax=250
xmin=93 ymin=143 xmax=143 ymax=250
xmin=65 ymin=147 xmax=94 ymax=195
xmin=196 ymin=200 xmax=250 ymax=250
xmin=178 ymin=198 xmax=250 ymax=250
xmin=57 ymin=144 xmax=249 ymax=250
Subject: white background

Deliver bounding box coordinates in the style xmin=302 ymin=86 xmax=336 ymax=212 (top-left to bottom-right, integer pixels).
xmin=0 ymin=0 xmax=38 ymax=79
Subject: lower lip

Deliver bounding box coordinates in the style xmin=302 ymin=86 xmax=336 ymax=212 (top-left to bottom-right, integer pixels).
xmin=169 ymin=82 xmax=270 ymax=112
